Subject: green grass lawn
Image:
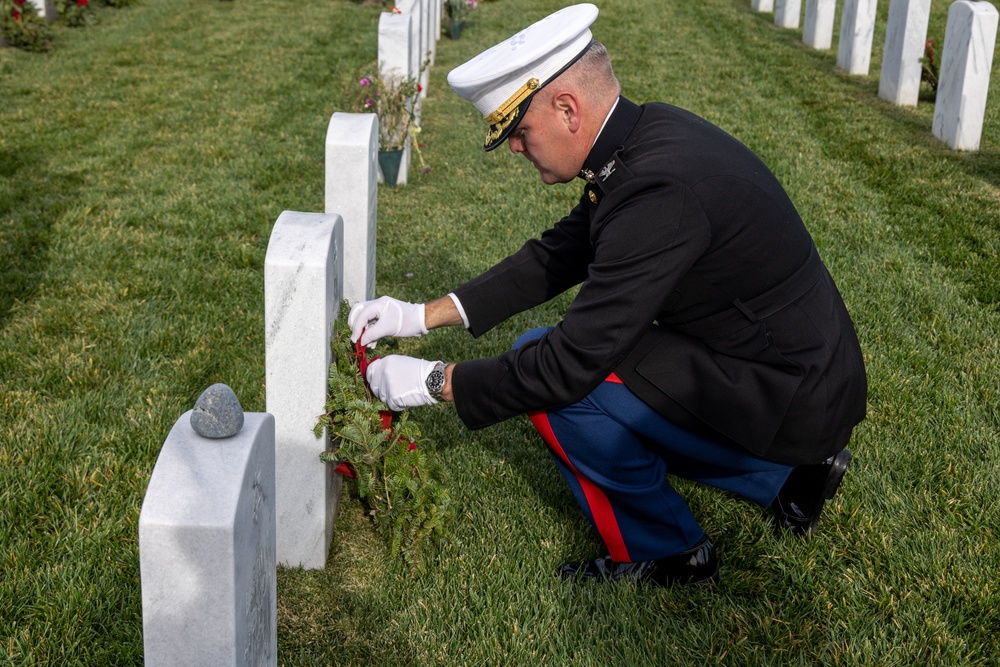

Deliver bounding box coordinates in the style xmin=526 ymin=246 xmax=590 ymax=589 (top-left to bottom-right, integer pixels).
xmin=2 ymin=0 xmax=999 ymax=664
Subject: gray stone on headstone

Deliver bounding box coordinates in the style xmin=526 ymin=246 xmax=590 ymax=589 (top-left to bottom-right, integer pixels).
xmin=879 ymin=0 xmax=932 ymax=106
xmin=837 ymin=0 xmax=880 ymax=75
xmin=139 ymin=411 xmax=276 ymax=667
xmin=804 ymin=0 xmax=837 ymax=49
xmin=933 ymin=0 xmax=998 ymax=151
xmin=190 ymin=383 xmax=245 ymax=439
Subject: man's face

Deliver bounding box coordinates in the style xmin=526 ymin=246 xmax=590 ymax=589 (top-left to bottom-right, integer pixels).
xmin=506 ymin=93 xmax=579 ymax=185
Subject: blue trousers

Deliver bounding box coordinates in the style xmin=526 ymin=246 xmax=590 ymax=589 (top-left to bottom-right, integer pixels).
xmin=515 ymin=327 xmax=794 ymax=563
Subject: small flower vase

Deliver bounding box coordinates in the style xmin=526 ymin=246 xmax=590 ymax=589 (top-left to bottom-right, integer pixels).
xmin=378 ymin=148 xmax=405 ymax=187
xmin=448 ymin=16 xmax=464 ymax=39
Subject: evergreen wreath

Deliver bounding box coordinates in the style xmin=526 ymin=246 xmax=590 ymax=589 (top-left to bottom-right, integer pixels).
xmin=315 ymin=301 xmax=454 ymax=570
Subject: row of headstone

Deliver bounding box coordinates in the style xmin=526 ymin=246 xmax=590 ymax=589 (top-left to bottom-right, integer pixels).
xmin=376 ymin=0 xmax=443 ymax=185
xmin=138 ymin=5 xmax=417 ymax=663
xmin=255 ymin=2 xmax=444 ymax=572
xmin=753 ymin=0 xmax=998 ymax=151
xmin=139 ymin=205 xmax=353 ymax=666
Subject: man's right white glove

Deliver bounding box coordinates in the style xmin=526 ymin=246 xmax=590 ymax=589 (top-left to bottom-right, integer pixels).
xmin=365 ymin=355 xmax=440 ymax=412
xmin=348 ymin=296 xmax=428 ymax=347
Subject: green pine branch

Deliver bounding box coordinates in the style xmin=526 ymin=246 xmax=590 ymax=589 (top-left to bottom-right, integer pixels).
xmin=316 ymin=301 xmax=454 ymax=571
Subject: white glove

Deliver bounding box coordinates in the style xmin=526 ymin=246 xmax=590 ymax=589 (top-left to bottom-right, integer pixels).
xmin=366 ymin=355 xmax=440 ymax=412
xmin=348 ymin=296 xmax=428 ymax=347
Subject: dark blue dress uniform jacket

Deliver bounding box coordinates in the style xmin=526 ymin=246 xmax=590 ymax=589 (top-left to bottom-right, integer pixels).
xmin=450 ymin=98 xmax=867 ymax=465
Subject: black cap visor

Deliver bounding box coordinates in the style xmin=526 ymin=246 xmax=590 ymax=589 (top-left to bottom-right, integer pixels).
xmin=483 ymin=96 xmax=535 ymax=152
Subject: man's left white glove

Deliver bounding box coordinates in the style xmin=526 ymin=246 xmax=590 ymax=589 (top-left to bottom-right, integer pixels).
xmin=348 ymin=296 xmax=428 ymax=347
xmin=366 ymin=355 xmax=441 ymax=412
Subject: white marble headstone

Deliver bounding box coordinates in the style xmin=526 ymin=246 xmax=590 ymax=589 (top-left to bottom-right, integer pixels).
xmin=418 ymin=0 xmax=432 ymax=96
xmin=837 ymin=0 xmax=879 ymax=75
xmin=753 ymin=0 xmax=776 ymax=12
xmin=775 ymin=0 xmax=802 ymax=29
xmin=264 ymin=210 xmax=343 ymax=569
xmin=378 ymin=10 xmax=414 ymax=81
xmin=378 ymin=11 xmax=414 ymax=185
xmin=325 ymin=113 xmax=379 ymax=305
xmin=394 ymin=0 xmax=427 ymax=101
xmin=139 ymin=412 xmax=277 ymax=667
xmin=431 ymin=0 xmax=442 ymax=49
xmin=933 ymin=0 xmax=999 ymax=150
xmin=25 ymin=0 xmax=56 ymax=21
xmin=804 ymin=0 xmax=837 ymax=49
xmin=879 ymin=0 xmax=932 ymax=106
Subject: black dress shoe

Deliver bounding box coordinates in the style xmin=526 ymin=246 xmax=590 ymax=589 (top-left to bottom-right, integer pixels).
xmin=772 ymin=448 xmax=852 ymax=536
xmin=559 ymin=537 xmax=719 ymax=587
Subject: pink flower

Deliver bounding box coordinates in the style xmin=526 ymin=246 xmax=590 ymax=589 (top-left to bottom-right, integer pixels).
xmin=391 ymin=6 xmax=401 ymax=13
xmin=359 ymin=77 xmax=371 ymax=87
xmin=364 ymin=98 xmax=374 ymax=108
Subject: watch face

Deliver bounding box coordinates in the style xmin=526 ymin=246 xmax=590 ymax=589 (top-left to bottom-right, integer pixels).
xmin=427 ymin=368 xmax=445 ymax=396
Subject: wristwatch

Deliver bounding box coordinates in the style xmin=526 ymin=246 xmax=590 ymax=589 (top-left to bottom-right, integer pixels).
xmin=425 ymin=361 xmax=446 ymax=398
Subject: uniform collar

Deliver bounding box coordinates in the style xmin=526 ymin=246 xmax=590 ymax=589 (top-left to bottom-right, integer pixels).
xmin=579 ymin=96 xmax=642 ymax=184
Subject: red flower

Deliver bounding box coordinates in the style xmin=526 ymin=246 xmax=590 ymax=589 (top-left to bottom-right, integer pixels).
xmin=77 ymin=0 xmax=89 ymax=5
xmin=14 ymin=0 xmax=26 ymax=6
xmin=407 ymin=442 xmax=417 ymax=451
xmin=12 ymin=9 xmax=20 ymax=20
xmin=416 ymin=84 xmax=423 ymax=92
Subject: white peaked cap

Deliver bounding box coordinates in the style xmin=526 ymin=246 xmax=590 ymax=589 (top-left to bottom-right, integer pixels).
xmin=447 ymin=3 xmax=600 ymax=151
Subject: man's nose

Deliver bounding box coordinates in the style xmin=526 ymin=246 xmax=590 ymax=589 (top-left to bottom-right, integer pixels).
xmin=508 ymin=135 xmax=523 ymax=154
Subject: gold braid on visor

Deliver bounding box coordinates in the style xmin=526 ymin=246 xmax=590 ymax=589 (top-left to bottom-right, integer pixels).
xmin=484 ymin=78 xmax=540 ymax=124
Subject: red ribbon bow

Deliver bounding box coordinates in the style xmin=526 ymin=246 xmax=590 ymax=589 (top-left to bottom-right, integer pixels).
xmin=333 ymin=331 xmax=417 ymax=479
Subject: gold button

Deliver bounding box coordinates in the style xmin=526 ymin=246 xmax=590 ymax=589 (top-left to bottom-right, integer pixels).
xmin=589 ymin=190 xmax=598 ymax=204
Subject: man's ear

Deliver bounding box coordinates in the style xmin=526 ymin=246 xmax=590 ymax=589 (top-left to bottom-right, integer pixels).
xmin=552 ymin=91 xmax=582 ymax=133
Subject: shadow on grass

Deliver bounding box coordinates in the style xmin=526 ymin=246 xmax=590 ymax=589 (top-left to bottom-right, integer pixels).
xmin=0 ymin=146 xmax=71 ymax=327
xmin=769 ymin=39 xmax=1000 ymax=312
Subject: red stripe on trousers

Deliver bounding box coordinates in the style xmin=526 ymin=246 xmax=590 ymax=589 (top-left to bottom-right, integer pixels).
xmin=529 ymin=410 xmax=631 ymax=563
